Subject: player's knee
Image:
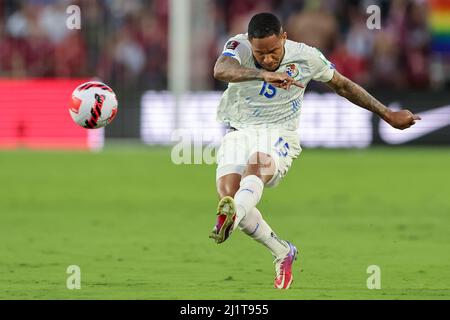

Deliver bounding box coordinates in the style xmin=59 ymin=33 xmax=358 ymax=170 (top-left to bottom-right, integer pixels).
xmin=244 ymin=152 xmax=276 ymax=183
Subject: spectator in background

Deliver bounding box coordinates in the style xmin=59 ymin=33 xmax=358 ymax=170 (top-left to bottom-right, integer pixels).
xmin=138 ymin=5 xmax=168 ymax=90
xmin=403 ymin=0 xmax=430 ymax=88
xmin=1 ymin=1 xmax=31 ymax=77
xmin=329 ymin=3 xmax=373 ymax=86
xmin=80 ymin=0 xmax=112 ymax=72
xmin=372 ymin=29 xmax=405 ymax=89
xmin=113 ymin=20 xmax=146 ymax=80
xmin=370 ymin=0 xmax=429 ymax=89
xmin=54 ymin=31 xmax=87 ymax=77
xmin=38 ymin=2 xmax=70 ymax=44
xmin=14 ymin=3 xmax=54 ymax=77
xmin=280 ymin=1 xmax=339 ymax=91
xmin=285 ymin=2 xmax=338 ymax=54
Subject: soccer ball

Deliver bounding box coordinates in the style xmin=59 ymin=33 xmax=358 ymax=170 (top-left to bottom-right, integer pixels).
xmin=69 ymin=81 xmax=118 ymax=129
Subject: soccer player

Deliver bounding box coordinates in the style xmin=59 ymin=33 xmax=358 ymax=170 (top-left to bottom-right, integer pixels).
xmin=209 ymin=13 xmax=421 ymax=289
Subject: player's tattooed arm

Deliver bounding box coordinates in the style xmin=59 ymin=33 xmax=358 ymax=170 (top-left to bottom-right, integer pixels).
xmin=326 ymin=71 xmax=421 ymax=130
xmin=214 ymin=56 xmax=304 ymax=89
xmin=214 ymin=55 xmax=265 ymax=82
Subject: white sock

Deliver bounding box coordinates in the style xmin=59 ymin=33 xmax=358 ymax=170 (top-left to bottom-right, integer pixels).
xmin=238 ymin=207 xmax=290 ymax=258
xmin=233 ymin=175 xmax=264 ymax=227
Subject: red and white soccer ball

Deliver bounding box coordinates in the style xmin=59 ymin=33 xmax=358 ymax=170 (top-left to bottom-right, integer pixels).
xmin=69 ymin=81 xmax=118 ymax=129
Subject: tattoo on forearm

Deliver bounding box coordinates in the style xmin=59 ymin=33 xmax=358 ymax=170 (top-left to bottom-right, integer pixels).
xmin=223 ymin=66 xmax=263 ymax=82
xmin=214 ymin=57 xmax=264 ymax=82
xmin=341 ymin=80 xmax=389 ymax=119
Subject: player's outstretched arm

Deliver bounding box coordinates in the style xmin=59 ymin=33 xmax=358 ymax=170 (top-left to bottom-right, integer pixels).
xmin=326 ymin=71 xmax=421 ymax=130
xmin=213 ymin=56 xmax=303 ymax=89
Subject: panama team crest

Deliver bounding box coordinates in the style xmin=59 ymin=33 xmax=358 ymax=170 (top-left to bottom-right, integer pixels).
xmin=285 ymin=64 xmax=299 ymax=78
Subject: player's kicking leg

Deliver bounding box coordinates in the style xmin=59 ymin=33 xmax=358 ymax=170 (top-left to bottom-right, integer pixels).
xmin=210 ymin=152 xmax=299 ymax=289
xmin=210 ymin=152 xmax=272 ymax=243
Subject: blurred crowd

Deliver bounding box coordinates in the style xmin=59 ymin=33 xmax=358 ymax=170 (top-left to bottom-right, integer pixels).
xmin=0 ymin=0 xmax=446 ymax=92
xmin=0 ymin=0 xmax=168 ymax=92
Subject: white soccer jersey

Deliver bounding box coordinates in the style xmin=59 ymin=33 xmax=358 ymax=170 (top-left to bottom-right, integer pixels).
xmin=217 ymin=33 xmax=335 ymax=131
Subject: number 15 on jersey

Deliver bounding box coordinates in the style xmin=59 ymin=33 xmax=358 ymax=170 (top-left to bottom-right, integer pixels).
xmin=259 ymin=82 xmax=277 ymax=99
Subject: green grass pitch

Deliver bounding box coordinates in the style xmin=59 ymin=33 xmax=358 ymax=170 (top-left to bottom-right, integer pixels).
xmin=0 ymin=146 xmax=449 ymax=299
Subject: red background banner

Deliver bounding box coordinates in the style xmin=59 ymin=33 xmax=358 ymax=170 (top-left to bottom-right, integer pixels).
xmin=0 ymin=79 xmax=103 ymax=150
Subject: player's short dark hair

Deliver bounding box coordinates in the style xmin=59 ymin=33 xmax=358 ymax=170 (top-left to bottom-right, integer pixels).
xmin=248 ymin=13 xmax=282 ymax=40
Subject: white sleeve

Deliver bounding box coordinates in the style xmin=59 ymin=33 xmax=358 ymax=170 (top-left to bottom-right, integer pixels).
xmin=221 ymin=37 xmax=251 ymax=65
xmin=308 ymin=46 xmax=335 ymax=82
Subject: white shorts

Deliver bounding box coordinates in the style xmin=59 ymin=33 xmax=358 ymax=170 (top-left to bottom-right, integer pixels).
xmin=216 ymin=128 xmax=302 ymax=188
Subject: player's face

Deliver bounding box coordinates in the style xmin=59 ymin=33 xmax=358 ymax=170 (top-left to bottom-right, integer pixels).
xmin=250 ymin=32 xmax=287 ymax=71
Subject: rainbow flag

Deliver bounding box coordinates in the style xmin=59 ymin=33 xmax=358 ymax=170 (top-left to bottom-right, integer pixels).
xmin=430 ymin=0 xmax=450 ymax=53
